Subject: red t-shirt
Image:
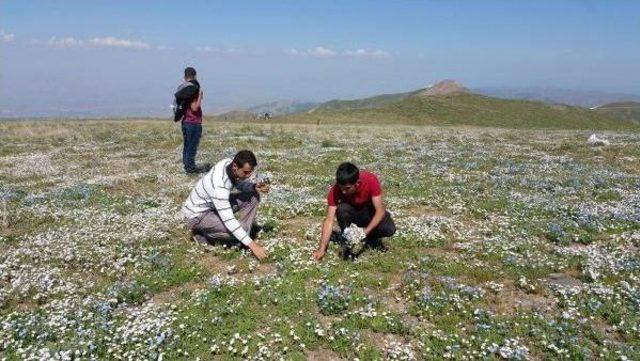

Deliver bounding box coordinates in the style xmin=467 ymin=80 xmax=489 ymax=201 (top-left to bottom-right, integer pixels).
xmin=327 ymin=171 xmax=382 ymax=209
xmin=183 ymin=103 xmax=202 ymax=124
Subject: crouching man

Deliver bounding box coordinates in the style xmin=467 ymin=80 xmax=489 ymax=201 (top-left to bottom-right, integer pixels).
xmin=312 ymin=162 xmax=396 ymax=261
xmin=183 ymin=150 xmax=270 ymax=260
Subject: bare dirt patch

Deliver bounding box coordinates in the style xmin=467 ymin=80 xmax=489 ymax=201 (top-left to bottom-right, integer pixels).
xmin=305 ymin=348 xmax=347 ymax=361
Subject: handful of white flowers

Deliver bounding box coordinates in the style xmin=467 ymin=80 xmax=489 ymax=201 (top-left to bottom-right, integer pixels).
xmin=342 ymin=224 xmax=366 ymax=252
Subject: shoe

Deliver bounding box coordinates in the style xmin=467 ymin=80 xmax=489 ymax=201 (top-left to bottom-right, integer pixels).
xmin=366 ymin=238 xmax=388 ymax=252
xmin=329 ymin=231 xmax=345 ymax=244
xmin=339 ymin=245 xmax=354 ymax=261
xmin=192 ymin=233 xmax=210 ymax=246
xmin=196 ymin=162 xmax=212 ymax=173
xmin=250 ymin=223 xmax=262 ymax=239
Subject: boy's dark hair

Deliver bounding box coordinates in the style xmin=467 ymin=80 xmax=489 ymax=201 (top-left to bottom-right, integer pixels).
xmin=184 ymin=67 xmax=197 ymax=79
xmin=233 ymin=150 xmax=257 ymax=168
xmin=336 ymin=162 xmax=359 ymax=185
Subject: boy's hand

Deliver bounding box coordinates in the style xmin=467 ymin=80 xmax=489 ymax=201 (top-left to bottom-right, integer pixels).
xmin=248 ymin=242 xmax=269 ymax=260
xmin=312 ymin=249 xmax=326 ymax=261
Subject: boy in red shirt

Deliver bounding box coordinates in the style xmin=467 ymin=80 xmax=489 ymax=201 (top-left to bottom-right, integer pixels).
xmin=312 ymin=162 xmax=396 ymax=261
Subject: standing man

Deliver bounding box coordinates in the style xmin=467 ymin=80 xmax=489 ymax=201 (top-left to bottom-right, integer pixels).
xmin=312 ymin=162 xmax=396 ymax=261
xmin=183 ymin=150 xmax=270 ymax=260
xmin=174 ymin=67 xmax=208 ymax=174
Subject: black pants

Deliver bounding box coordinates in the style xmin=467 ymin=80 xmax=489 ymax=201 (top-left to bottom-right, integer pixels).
xmin=336 ymin=203 xmax=396 ymax=240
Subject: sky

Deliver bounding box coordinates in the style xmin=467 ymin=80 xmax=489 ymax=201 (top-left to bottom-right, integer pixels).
xmin=1 ymin=0 xmax=639 ymax=117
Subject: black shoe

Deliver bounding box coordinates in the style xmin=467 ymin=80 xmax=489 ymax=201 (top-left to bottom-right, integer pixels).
xmin=192 ymin=232 xmax=210 ymax=246
xmin=329 ymin=231 xmax=345 ymax=244
xmin=339 ymin=245 xmax=354 ymax=261
xmin=196 ymin=162 xmax=212 ymax=173
xmin=250 ymin=223 xmax=262 ymax=239
xmin=366 ymin=238 xmax=388 ymax=252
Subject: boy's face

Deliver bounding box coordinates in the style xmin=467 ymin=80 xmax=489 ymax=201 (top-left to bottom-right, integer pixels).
xmin=232 ymin=162 xmax=254 ymax=180
xmin=338 ymin=182 xmax=359 ymax=196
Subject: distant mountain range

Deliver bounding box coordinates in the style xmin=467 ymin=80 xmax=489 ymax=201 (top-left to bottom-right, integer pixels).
xmin=474 ymin=87 xmax=640 ymax=108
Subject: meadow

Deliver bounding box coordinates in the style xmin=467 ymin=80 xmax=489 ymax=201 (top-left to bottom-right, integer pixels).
xmin=0 ymin=120 xmax=639 ymax=360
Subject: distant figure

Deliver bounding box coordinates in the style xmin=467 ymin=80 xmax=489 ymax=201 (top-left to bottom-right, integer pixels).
xmin=182 ymin=150 xmax=271 ymax=260
xmin=312 ymin=162 xmax=396 ymax=261
xmin=173 ymin=67 xmax=209 ymax=174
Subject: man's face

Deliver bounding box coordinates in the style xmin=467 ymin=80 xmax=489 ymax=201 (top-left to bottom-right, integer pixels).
xmin=232 ymin=162 xmax=254 ymax=180
xmin=338 ymin=182 xmax=359 ymax=196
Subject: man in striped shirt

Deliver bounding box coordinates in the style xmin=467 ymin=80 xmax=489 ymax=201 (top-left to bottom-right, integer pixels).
xmin=183 ymin=150 xmax=270 ymax=260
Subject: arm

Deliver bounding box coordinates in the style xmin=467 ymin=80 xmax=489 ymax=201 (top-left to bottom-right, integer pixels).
xmin=363 ymin=195 xmax=386 ymax=236
xmin=190 ymin=90 xmax=203 ymax=111
xmin=313 ymin=206 xmax=337 ymax=261
xmin=211 ymin=193 xmax=268 ymax=260
xmin=211 ymin=194 xmax=252 ymax=246
xmin=235 ymin=179 xmax=257 ymax=193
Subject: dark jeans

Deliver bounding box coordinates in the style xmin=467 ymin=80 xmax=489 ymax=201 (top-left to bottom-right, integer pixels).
xmin=336 ymin=203 xmax=396 ymax=240
xmin=181 ymin=122 xmax=202 ymax=173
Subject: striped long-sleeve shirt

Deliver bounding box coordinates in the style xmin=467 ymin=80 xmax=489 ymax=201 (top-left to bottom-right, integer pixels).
xmin=182 ymin=158 xmax=255 ymax=246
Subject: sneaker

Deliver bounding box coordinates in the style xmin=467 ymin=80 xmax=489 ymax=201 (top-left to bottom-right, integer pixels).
xmin=250 ymin=223 xmax=262 ymax=239
xmin=192 ymin=233 xmax=210 ymax=246
xmin=339 ymin=244 xmax=354 ymax=261
xmin=366 ymin=238 xmax=388 ymax=252
xmin=329 ymin=231 xmax=345 ymax=244
xmin=196 ymin=162 xmax=212 ymax=173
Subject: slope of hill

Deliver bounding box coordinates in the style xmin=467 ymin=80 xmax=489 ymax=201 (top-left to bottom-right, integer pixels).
xmin=247 ymin=100 xmax=318 ymax=115
xmin=591 ymin=101 xmax=640 ymax=124
xmin=475 ymin=87 xmax=640 ymax=108
xmin=285 ymin=81 xmax=638 ymax=130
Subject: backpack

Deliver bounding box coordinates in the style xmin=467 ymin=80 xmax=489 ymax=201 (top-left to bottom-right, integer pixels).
xmin=172 ymin=80 xmax=200 ymax=122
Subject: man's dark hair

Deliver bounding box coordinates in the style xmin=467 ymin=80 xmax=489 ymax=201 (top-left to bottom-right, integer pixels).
xmin=233 ymin=150 xmax=257 ymax=168
xmin=184 ymin=67 xmax=197 ymax=79
xmin=336 ymin=162 xmax=359 ymax=185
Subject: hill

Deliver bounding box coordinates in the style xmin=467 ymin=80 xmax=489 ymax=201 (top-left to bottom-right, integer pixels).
xmin=286 ymin=81 xmax=638 ymax=130
xmin=591 ymin=101 xmax=640 ymax=124
xmin=247 ymin=100 xmax=318 ymax=115
xmin=475 ymin=87 xmax=640 ymax=108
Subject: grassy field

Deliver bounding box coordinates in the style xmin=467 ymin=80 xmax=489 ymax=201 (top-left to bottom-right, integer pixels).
xmin=1 ymin=119 xmax=639 ymax=360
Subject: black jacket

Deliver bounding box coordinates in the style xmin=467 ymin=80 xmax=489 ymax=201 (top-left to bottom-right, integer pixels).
xmin=173 ymin=80 xmax=200 ymax=122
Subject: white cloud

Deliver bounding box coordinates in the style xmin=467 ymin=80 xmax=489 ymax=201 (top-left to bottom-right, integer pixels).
xmin=344 ymin=48 xmax=390 ymax=58
xmin=32 ymin=35 xmax=155 ymax=50
xmin=196 ymin=46 xmax=242 ymax=54
xmin=286 ymin=46 xmax=337 ymax=58
xmin=287 ymin=46 xmax=390 ymax=59
xmin=308 ymin=46 xmax=337 ymax=57
xmin=1 ymin=29 xmax=15 ymax=42
xmin=46 ymin=36 xmax=84 ymax=47
xmin=88 ymin=36 xmax=151 ymax=49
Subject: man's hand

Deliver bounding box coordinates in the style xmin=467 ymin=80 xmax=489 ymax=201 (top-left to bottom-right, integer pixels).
xmin=256 ymin=181 xmax=270 ymax=194
xmin=248 ymin=242 xmax=269 ymax=260
xmin=312 ymin=249 xmax=326 ymax=261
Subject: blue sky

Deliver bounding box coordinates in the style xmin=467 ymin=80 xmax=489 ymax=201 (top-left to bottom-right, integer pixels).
xmin=1 ymin=1 xmax=639 ymax=117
